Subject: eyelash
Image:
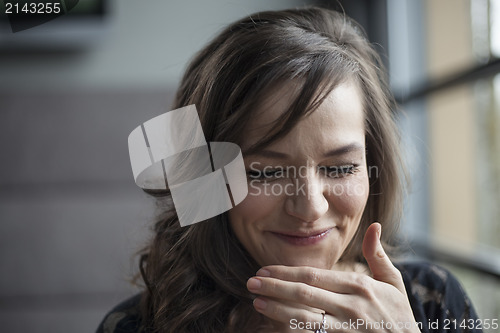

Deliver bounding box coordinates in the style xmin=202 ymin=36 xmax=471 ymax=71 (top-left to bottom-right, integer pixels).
xmin=318 ymin=165 xmax=359 ymax=177
xmin=247 ymin=168 xmax=285 ymax=181
xmin=247 ymin=165 xmax=359 ymax=181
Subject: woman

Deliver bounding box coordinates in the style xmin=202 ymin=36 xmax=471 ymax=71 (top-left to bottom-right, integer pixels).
xmin=98 ymin=7 xmax=482 ymax=333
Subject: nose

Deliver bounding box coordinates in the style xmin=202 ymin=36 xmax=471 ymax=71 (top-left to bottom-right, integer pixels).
xmin=285 ymin=169 xmax=329 ymax=222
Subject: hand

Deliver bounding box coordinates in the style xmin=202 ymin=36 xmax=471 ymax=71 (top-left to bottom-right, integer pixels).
xmin=246 ymin=223 xmax=421 ymax=332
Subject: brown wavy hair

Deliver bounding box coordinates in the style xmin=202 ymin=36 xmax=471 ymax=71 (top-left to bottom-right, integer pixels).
xmin=137 ymin=7 xmax=406 ymax=333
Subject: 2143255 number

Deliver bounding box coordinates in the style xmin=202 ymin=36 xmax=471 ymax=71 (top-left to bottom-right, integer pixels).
xmin=5 ymin=2 xmax=62 ymax=15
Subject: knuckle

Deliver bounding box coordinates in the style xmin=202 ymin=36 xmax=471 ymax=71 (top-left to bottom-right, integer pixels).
xmin=296 ymin=283 xmax=314 ymax=302
xmin=305 ymin=268 xmax=321 ymax=285
xmin=386 ymin=269 xmax=403 ymax=285
xmin=268 ymin=279 xmax=279 ymax=293
xmin=270 ymin=300 xmax=282 ymax=317
xmin=393 ymin=269 xmax=403 ymax=281
xmin=353 ymin=275 xmax=373 ymax=296
xmin=271 ymin=265 xmax=285 ymax=276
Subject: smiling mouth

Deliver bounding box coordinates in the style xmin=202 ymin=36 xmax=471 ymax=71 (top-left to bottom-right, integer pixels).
xmin=270 ymin=228 xmax=334 ymax=246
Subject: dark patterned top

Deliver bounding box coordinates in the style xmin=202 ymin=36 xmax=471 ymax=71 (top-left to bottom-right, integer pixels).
xmin=96 ymin=262 xmax=483 ymax=332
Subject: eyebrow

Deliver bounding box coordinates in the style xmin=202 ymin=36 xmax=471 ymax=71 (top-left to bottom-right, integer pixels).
xmin=245 ymin=142 xmax=365 ymax=159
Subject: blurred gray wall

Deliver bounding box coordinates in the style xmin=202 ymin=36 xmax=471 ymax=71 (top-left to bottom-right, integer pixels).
xmin=0 ymin=1 xmax=304 ymax=332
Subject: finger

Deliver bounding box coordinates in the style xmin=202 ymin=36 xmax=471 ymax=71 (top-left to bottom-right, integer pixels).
xmin=252 ymin=297 xmax=333 ymax=332
xmin=362 ymin=222 xmax=405 ymax=293
xmin=256 ymin=265 xmax=360 ymax=294
xmin=247 ymin=276 xmax=345 ymax=311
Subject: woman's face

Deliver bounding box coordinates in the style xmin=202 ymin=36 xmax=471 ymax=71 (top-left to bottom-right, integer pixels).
xmin=228 ymin=80 xmax=369 ymax=269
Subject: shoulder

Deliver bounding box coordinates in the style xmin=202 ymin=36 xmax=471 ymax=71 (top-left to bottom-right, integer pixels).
xmin=395 ymin=261 xmax=482 ymax=333
xmin=396 ymin=261 xmax=470 ymax=302
xmin=96 ymin=293 xmax=145 ymax=333
xmin=397 ymin=260 xmax=453 ymax=290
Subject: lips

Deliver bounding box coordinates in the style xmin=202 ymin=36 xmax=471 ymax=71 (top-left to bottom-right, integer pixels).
xmin=270 ymin=228 xmax=334 ymax=246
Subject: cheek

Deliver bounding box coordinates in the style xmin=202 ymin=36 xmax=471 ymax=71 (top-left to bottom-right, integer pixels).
xmin=326 ymin=174 xmax=370 ymax=215
xmin=228 ymin=183 xmax=283 ymax=234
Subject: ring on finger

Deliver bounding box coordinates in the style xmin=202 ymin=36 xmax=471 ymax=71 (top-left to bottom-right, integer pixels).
xmin=314 ymin=312 xmax=327 ymax=333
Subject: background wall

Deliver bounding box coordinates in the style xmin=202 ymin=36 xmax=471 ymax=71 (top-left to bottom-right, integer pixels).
xmin=0 ymin=1 xmax=305 ymax=332
xmin=0 ymin=0 xmax=309 ymax=91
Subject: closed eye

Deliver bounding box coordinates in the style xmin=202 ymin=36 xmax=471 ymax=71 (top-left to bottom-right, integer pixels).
xmin=318 ymin=165 xmax=359 ymax=178
xmin=247 ymin=168 xmax=285 ymax=181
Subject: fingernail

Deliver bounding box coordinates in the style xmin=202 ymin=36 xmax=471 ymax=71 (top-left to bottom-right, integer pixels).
xmin=256 ymin=268 xmax=271 ymax=277
xmin=377 ymin=239 xmax=385 ymax=258
xmin=376 ymin=225 xmax=381 ymax=240
xmin=253 ymin=297 xmax=267 ymax=310
xmin=247 ymin=277 xmax=262 ymax=290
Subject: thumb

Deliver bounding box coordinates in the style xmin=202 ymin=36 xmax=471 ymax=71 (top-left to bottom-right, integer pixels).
xmin=362 ymin=222 xmax=405 ymax=293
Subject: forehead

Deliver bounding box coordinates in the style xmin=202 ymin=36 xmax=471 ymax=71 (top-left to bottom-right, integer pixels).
xmin=241 ymin=80 xmax=365 ymax=153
